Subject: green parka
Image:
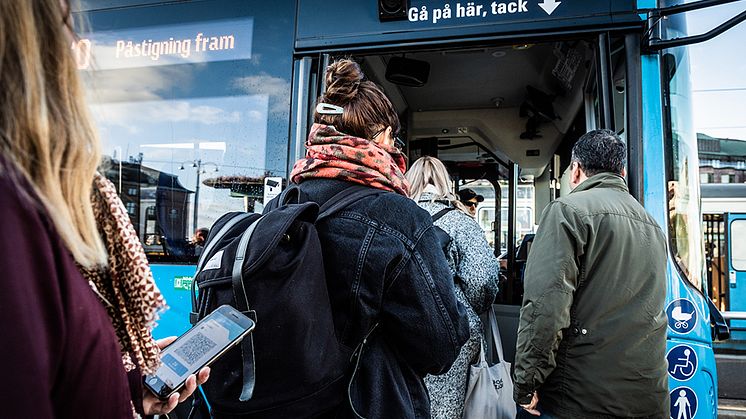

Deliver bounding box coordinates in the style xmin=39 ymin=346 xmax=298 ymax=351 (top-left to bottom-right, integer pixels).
xmin=513 ymin=173 xmax=669 ymax=419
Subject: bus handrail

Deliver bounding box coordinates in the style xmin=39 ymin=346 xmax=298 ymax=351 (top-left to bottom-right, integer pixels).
xmin=643 ymin=0 xmax=746 ymax=51
xmin=722 ymin=311 xmax=746 ymax=320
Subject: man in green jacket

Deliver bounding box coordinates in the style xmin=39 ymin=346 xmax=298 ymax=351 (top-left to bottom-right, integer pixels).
xmin=513 ymin=129 xmax=669 ymax=419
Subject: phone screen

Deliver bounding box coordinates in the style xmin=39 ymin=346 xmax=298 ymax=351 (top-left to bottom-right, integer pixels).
xmin=145 ymin=306 xmax=254 ymax=398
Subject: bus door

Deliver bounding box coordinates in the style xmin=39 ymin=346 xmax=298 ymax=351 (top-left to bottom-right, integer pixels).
xmin=291 ymin=28 xmax=635 ymax=361
xmin=724 ymin=213 xmax=746 ymax=341
xmin=642 ymin=0 xmax=746 ymax=415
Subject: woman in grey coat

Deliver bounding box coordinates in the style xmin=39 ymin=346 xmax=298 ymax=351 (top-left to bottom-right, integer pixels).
xmin=406 ymin=156 xmax=500 ymax=419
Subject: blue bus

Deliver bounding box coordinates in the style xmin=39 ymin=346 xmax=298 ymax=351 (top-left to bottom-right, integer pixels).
xmin=73 ymin=1 xmax=745 ymax=417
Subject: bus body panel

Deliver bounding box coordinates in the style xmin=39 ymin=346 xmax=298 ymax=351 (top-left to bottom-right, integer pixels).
xmin=150 ymin=265 xmax=197 ymax=340
xmin=667 ymin=338 xmax=719 ymax=419
xmin=642 ymin=42 xmax=717 ymax=418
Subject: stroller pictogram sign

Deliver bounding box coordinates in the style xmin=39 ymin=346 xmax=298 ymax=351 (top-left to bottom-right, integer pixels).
xmin=666 ymin=299 xmax=697 ymax=334
xmin=667 ymin=344 xmax=698 ymax=381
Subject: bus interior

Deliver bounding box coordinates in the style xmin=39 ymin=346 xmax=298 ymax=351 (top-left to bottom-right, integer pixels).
xmin=328 ymin=35 xmax=630 ymax=361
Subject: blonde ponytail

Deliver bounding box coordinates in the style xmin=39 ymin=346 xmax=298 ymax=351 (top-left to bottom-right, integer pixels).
xmin=0 ymin=0 xmax=107 ymax=267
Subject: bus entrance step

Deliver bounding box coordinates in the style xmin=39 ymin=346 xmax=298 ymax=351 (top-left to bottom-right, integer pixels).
xmin=717 ymin=354 xmax=746 ymax=399
xmin=719 ymin=399 xmax=746 ymax=419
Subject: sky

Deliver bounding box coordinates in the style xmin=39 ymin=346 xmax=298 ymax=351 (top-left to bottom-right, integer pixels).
xmin=685 ymin=1 xmax=746 ymax=141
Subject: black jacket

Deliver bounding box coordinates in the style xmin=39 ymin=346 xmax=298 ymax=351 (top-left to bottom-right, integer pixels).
xmin=297 ymin=179 xmax=470 ymax=418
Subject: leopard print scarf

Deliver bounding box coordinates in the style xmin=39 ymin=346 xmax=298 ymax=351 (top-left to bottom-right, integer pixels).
xmin=79 ymin=173 xmax=166 ymax=375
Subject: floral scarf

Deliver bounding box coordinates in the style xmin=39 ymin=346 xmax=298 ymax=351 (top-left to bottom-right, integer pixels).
xmin=79 ymin=173 xmax=167 ymax=376
xmin=291 ymin=123 xmax=410 ymax=195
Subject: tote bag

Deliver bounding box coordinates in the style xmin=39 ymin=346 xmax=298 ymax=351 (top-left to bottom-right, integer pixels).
xmin=462 ymin=308 xmax=517 ymax=419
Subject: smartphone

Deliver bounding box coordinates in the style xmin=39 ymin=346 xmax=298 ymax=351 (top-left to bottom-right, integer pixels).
xmin=144 ymin=305 xmax=255 ymax=399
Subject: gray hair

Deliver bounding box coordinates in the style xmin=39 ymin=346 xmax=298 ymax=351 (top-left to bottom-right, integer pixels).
xmin=571 ymin=129 xmax=627 ymax=177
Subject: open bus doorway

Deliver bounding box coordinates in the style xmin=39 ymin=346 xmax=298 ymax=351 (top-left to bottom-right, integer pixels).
xmin=348 ymin=36 xmax=626 ymax=289
xmin=321 ymin=33 xmax=629 ymax=361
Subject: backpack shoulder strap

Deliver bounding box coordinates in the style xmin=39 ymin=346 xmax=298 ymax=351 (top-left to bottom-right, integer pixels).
xmin=231 ymin=216 xmax=263 ymax=402
xmin=196 ymin=213 xmax=253 ymax=270
xmin=190 ymin=212 xmax=253 ymax=324
xmin=431 ymin=207 xmax=455 ymax=223
xmin=316 ymin=185 xmax=385 ymax=222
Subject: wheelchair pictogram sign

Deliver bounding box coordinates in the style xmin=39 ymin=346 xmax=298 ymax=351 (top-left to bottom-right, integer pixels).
xmin=667 ymin=345 xmax=697 ymax=381
xmin=666 ymin=299 xmax=697 ymax=334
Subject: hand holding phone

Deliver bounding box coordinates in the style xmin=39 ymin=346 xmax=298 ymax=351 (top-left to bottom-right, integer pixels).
xmin=144 ymin=305 xmax=255 ymax=400
xmin=142 ymin=337 xmax=210 ymax=415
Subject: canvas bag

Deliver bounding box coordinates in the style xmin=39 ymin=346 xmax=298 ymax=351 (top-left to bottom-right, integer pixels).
xmin=463 ymin=308 xmax=517 ymax=419
xmin=190 ymin=185 xmax=382 ymax=418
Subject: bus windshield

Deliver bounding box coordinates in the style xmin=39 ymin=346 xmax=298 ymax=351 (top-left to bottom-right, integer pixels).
xmin=663 ymin=10 xmax=705 ymax=290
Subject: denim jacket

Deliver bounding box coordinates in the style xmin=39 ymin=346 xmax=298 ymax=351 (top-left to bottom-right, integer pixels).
xmin=296 ymin=179 xmax=470 ymax=419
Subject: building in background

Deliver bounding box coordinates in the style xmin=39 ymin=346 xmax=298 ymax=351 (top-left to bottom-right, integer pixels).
xmin=698 ymin=133 xmax=746 ymax=184
xmin=101 ymin=159 xmax=192 ymax=259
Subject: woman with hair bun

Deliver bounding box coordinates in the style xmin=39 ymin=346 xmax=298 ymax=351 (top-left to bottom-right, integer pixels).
xmin=288 ymin=59 xmax=469 ymax=418
xmin=407 ymin=156 xmax=500 ymax=419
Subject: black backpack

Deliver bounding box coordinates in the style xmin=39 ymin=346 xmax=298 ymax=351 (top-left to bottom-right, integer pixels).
xmin=189 ymin=184 xmax=381 ymax=418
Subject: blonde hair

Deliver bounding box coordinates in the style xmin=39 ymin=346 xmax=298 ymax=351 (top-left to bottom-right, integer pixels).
xmin=406 ymin=156 xmax=470 ymax=214
xmin=0 ymin=1 xmax=107 ymax=267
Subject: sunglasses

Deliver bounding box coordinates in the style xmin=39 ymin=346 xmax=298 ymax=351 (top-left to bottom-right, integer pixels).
xmin=371 ymin=128 xmax=405 ymax=151
xmin=464 ymin=201 xmax=478 ymax=208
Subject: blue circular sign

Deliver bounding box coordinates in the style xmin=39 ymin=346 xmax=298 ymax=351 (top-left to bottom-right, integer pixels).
xmin=670 ymin=386 xmax=697 ymax=419
xmin=666 ymin=299 xmax=698 ymax=334
xmin=667 ymin=345 xmax=698 ymax=381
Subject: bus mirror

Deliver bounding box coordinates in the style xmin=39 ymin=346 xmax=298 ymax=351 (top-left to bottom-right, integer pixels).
xmin=663 ymin=53 xmax=676 ymax=84
xmin=706 ymin=296 xmax=730 ymax=342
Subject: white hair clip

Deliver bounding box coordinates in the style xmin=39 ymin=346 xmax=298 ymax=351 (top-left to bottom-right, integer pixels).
xmin=316 ymin=103 xmax=344 ymax=115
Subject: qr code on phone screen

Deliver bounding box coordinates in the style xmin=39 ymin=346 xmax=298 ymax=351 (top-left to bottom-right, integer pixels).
xmin=175 ymin=332 xmax=217 ymax=365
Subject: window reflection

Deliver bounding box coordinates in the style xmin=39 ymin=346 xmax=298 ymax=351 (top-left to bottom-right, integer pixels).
xmin=663 ymin=9 xmax=705 ymax=290
xmin=79 ymin=0 xmax=293 ymax=262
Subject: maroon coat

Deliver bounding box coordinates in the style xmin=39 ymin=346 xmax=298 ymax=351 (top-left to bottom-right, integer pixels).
xmin=0 ymin=161 xmax=134 ymax=418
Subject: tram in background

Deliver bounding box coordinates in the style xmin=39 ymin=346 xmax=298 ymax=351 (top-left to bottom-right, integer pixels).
xmin=72 ymin=0 xmax=746 ymax=417
xmin=702 ymin=183 xmax=746 ymax=351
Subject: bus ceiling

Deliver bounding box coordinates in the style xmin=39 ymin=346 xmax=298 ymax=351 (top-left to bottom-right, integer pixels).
xmin=352 ymin=37 xmax=606 ymax=180
xmin=642 ymin=0 xmax=746 ymax=51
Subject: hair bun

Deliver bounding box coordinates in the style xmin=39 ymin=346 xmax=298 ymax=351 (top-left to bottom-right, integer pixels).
xmin=323 ymin=59 xmax=364 ymax=105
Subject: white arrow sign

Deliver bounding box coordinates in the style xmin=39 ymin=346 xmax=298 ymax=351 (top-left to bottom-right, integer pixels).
xmin=538 ymin=0 xmax=561 ymax=15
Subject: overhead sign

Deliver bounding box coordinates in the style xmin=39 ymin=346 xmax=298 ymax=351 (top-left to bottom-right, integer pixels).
xmin=296 ymin=0 xmax=641 ymax=50
xmin=666 ymin=299 xmax=698 ymax=334
xmin=407 ymin=0 xmax=566 ymax=24
xmin=538 ymin=0 xmax=561 ymax=16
